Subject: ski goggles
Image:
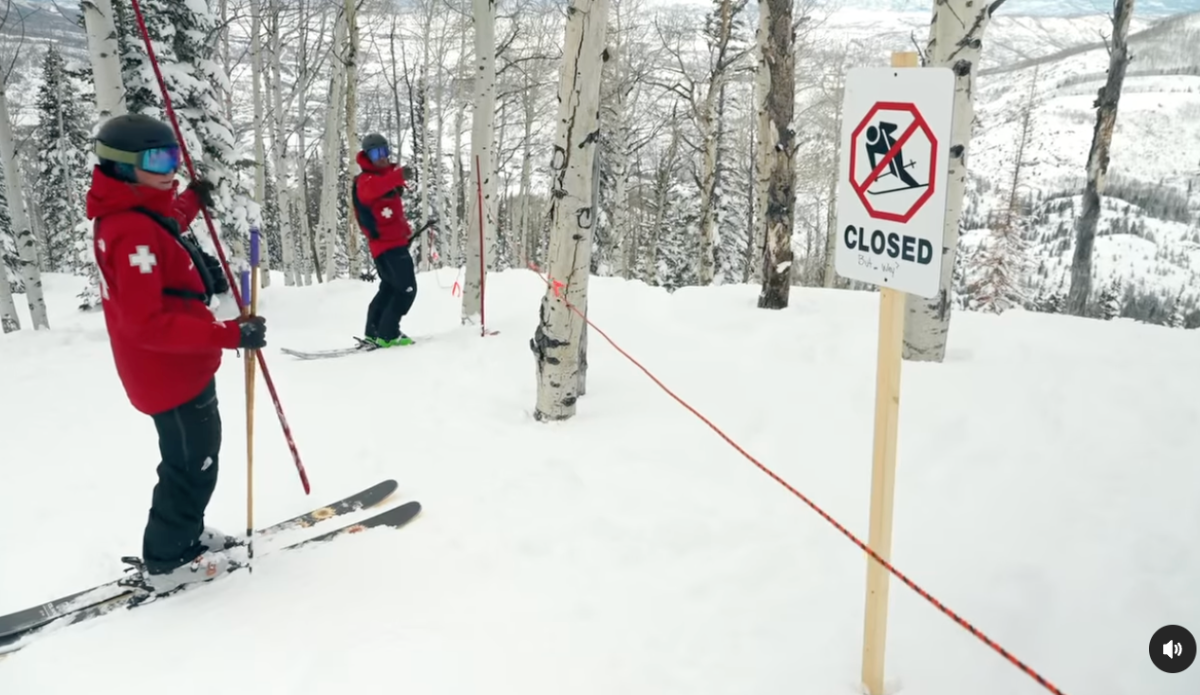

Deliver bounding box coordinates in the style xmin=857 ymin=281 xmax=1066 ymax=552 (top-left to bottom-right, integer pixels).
xmin=95 ymin=143 xmax=182 ymax=175
xmin=366 ymin=145 xmax=389 ymax=162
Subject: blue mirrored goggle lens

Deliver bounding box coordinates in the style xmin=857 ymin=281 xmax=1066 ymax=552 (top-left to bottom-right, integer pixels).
xmin=367 ymin=146 xmax=389 ymax=161
xmin=140 ymin=146 xmax=181 ymax=175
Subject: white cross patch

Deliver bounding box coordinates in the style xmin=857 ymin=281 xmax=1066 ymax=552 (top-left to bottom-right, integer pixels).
xmin=98 ymin=239 xmax=106 ymax=253
xmin=129 ymin=246 xmax=157 ymax=274
xmin=381 ymin=207 xmax=393 ymax=219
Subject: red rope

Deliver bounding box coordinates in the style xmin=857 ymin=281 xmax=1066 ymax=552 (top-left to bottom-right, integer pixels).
xmin=527 ymin=262 xmax=1069 ymax=695
xmin=128 ymin=0 xmax=310 ymax=494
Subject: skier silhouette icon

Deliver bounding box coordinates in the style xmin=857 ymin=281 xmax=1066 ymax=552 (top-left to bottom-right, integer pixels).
xmin=864 ymin=121 xmax=927 ymax=194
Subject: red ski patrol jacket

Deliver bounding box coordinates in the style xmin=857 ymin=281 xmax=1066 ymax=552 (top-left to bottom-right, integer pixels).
xmin=86 ymin=167 xmax=243 ymax=416
xmin=352 ymin=151 xmax=414 ymax=259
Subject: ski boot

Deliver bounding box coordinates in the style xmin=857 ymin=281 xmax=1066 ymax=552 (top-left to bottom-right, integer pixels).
xmin=118 ymin=545 xmax=249 ymax=608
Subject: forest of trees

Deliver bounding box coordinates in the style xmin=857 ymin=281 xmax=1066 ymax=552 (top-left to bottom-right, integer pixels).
xmin=0 ymin=0 xmax=1196 ymax=345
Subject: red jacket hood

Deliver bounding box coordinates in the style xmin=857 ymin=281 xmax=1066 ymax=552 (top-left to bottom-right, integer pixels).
xmin=356 ymin=150 xmax=395 ymax=174
xmin=86 ymin=166 xmax=181 ymax=220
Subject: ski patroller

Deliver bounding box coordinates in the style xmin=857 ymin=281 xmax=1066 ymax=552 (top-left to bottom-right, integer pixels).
xmin=0 ymin=480 xmax=420 ymax=656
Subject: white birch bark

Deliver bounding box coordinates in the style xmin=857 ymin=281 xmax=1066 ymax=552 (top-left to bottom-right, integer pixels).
xmin=517 ymin=72 xmax=536 ymax=268
xmin=219 ymin=0 xmax=233 ymax=123
xmin=532 ymin=0 xmax=609 ymax=421
xmin=461 ymin=0 xmax=497 ymax=324
xmin=902 ymin=0 xmax=1007 ymax=361
xmin=751 ymin=9 xmax=770 ymax=286
xmin=343 ymin=0 xmax=361 ymax=279
xmin=0 ymin=79 xmax=48 ymax=329
xmin=250 ymin=0 xmax=270 ymax=287
xmin=319 ymin=9 xmax=349 ymax=280
xmin=0 ymin=257 xmax=17 ymax=331
xmin=293 ymin=1 xmax=317 ymax=286
xmin=755 ymin=0 xmax=795 ymax=309
xmin=268 ymin=0 xmax=296 ymax=286
xmin=81 ymin=0 xmax=126 ymax=123
xmin=416 ymin=19 xmax=436 ymax=272
xmin=451 ymin=24 xmax=467 ymax=265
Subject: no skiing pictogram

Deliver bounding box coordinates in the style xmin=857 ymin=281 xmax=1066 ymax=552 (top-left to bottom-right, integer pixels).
xmin=848 ymin=102 xmax=939 ymax=224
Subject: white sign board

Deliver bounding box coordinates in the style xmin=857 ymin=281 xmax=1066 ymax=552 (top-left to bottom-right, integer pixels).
xmin=834 ymin=67 xmax=954 ymax=299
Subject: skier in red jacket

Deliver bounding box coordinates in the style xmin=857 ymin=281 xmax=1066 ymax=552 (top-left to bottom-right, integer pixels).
xmin=86 ymin=113 xmax=267 ymax=594
xmin=352 ymin=133 xmax=418 ymax=347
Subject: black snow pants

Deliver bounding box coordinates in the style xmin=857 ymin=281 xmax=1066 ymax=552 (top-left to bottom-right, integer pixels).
xmin=142 ymin=379 xmax=222 ymax=573
xmin=365 ymin=245 xmax=418 ymax=342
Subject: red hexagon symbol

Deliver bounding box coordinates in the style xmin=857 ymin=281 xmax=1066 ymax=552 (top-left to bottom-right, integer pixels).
xmin=848 ymin=102 xmax=938 ymax=224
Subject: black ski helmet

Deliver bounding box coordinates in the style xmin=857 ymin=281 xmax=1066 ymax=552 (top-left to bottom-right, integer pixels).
xmin=362 ymin=133 xmax=388 ymax=153
xmin=95 ymin=114 xmax=178 ymax=182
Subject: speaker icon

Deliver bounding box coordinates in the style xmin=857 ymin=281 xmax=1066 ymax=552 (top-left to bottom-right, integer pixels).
xmin=1151 ymin=625 xmax=1195 ymax=673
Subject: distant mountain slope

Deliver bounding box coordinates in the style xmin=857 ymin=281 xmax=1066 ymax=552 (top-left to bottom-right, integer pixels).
xmin=813 ymin=0 xmax=1198 ymax=17
xmin=962 ymin=11 xmax=1200 ymax=317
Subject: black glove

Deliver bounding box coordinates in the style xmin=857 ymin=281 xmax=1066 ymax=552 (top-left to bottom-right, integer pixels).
xmin=237 ymin=315 xmax=267 ymax=349
xmin=401 ymin=165 xmax=417 ymax=184
xmin=202 ymin=250 xmax=230 ymax=294
xmin=188 ymin=179 xmax=217 ymax=209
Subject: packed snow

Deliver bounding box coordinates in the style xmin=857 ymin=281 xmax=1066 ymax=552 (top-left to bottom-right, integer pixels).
xmin=1 ymin=270 xmax=1198 ymax=693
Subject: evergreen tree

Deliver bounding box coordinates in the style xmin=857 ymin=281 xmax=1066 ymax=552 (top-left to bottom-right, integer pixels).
xmin=1097 ymin=278 xmax=1122 ymax=320
xmin=116 ymin=0 xmax=260 ymax=273
xmin=1167 ymin=289 xmax=1186 ymax=328
xmin=35 ymin=43 xmax=92 ymax=274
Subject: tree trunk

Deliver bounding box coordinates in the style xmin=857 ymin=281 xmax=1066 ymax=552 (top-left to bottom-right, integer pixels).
xmin=0 ymin=81 xmax=48 ymax=329
xmin=269 ymin=0 xmax=297 ymax=286
xmin=451 ymin=26 xmax=468 ymax=266
xmin=1066 ymin=0 xmax=1134 ymax=316
xmin=532 ymin=0 xmax=609 ymax=421
xmin=755 ymin=0 xmax=795 ymax=310
xmin=742 ymin=79 xmax=756 ymax=284
xmin=344 ymin=0 xmax=361 ymax=279
xmin=461 ymin=0 xmax=497 ymax=325
xmin=902 ymin=0 xmax=1007 ymax=361
xmin=82 ymin=0 xmax=126 ymax=123
xmin=517 ymin=72 xmax=535 ymax=268
xmin=219 ymin=0 xmax=233 ymax=123
xmin=250 ymin=0 xmax=270 ymax=287
xmin=319 ymin=9 xmax=348 ymax=280
xmin=822 ymin=174 xmax=837 ymax=286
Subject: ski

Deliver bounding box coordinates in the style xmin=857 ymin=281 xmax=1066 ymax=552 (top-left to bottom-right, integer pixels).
xmin=255 ymin=478 xmax=398 ymax=539
xmin=0 ymin=500 xmax=421 ymax=655
xmin=280 ymin=336 xmax=425 ymax=360
xmin=0 ymin=479 xmax=398 ymax=646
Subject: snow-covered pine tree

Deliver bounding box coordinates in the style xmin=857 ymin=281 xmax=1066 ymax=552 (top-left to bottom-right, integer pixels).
xmin=117 ymin=0 xmax=259 ymax=276
xmin=715 ymin=81 xmax=752 ymax=283
xmin=35 ymin=43 xmax=91 ymax=274
xmin=1097 ymin=277 xmax=1122 ymax=320
xmin=1039 ymin=274 xmax=1066 ymax=313
xmin=1167 ymin=289 xmax=1186 ymax=328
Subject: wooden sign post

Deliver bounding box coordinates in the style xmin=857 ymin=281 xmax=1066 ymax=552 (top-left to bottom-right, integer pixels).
xmin=833 ymin=51 xmax=954 ymax=695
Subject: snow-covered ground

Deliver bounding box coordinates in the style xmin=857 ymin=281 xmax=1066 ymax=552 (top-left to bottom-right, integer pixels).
xmin=1 ymin=270 xmax=1198 ymax=693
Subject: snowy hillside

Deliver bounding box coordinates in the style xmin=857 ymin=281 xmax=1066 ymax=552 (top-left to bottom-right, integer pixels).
xmin=964 ymin=11 xmax=1200 ymax=306
xmin=813 ymin=0 xmax=1199 ymax=17
xmin=808 ymin=11 xmax=1155 ymax=70
xmin=1 ymin=271 xmax=1198 ymax=693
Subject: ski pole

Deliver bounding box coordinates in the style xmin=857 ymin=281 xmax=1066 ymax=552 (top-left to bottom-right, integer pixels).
xmin=244 ymin=227 xmax=261 ymax=569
